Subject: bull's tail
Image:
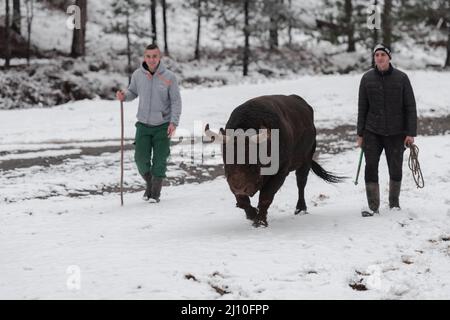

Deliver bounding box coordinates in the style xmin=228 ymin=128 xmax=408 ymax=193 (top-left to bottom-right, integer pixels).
xmin=311 ymin=160 xmax=345 ymax=183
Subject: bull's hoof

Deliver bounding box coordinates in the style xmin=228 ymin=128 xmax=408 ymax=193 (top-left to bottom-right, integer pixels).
xmin=294 ymin=209 xmax=309 ymax=215
xmin=245 ymin=207 xmax=258 ymax=220
xmin=252 ymin=219 xmax=268 ymax=228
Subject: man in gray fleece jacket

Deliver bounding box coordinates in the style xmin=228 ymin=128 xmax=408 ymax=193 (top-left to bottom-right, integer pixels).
xmin=116 ymin=44 xmax=182 ymax=203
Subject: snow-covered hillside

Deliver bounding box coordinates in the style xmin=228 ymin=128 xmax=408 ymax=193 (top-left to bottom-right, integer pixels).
xmin=1 ymin=0 xmax=449 ymax=110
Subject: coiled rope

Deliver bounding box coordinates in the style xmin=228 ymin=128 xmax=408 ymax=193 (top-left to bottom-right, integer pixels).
xmin=407 ymin=143 xmax=424 ymax=189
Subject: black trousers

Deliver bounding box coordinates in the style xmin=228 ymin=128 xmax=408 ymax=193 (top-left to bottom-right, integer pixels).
xmin=363 ymin=130 xmax=406 ymax=183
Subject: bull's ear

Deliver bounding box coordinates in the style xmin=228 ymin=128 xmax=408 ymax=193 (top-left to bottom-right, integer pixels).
xmin=205 ymin=123 xmax=218 ymax=143
xmin=205 ymin=125 xmax=229 ymax=144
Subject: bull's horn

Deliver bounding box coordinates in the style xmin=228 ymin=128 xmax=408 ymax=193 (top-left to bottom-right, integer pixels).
xmin=250 ymin=129 xmax=270 ymax=144
xmin=205 ymin=124 xmax=230 ymax=143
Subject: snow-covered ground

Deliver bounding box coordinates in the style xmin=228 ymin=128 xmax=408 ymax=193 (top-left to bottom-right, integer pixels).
xmin=0 ymin=72 xmax=449 ymax=299
xmin=1 ymin=134 xmax=449 ymax=299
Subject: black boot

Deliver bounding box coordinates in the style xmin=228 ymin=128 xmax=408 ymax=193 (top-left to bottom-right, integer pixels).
xmin=389 ymin=179 xmax=401 ymax=210
xmin=141 ymin=172 xmax=152 ymax=201
xmin=149 ymin=177 xmax=163 ymax=203
xmin=362 ymin=182 xmax=380 ymax=217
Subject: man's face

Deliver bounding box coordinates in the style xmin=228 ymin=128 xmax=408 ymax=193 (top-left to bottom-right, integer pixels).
xmin=144 ymin=49 xmax=161 ymax=71
xmin=374 ymin=51 xmax=390 ymax=71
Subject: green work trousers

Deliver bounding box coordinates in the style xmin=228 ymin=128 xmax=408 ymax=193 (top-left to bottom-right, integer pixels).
xmin=134 ymin=122 xmax=170 ymax=178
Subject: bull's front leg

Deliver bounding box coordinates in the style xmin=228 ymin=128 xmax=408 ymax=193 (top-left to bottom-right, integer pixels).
xmin=253 ymin=171 xmax=289 ymax=227
xmin=235 ymin=194 xmax=258 ymax=220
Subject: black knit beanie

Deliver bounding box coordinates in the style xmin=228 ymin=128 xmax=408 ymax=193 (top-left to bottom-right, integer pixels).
xmin=373 ymin=44 xmax=392 ymax=59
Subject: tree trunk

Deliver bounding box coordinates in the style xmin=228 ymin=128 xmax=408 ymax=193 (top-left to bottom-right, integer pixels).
xmin=150 ymin=0 xmax=157 ymax=44
xmin=126 ymin=12 xmax=132 ymax=85
xmin=26 ymin=0 xmax=33 ymax=66
xmin=344 ymin=0 xmax=355 ymax=52
xmin=195 ymin=0 xmax=201 ymax=60
xmin=268 ymin=0 xmax=279 ymax=50
xmin=71 ymin=0 xmax=87 ymax=58
xmin=288 ymin=0 xmax=292 ymax=48
xmin=12 ymin=0 xmax=21 ymax=35
xmin=382 ymin=0 xmax=392 ymax=49
xmin=161 ymin=0 xmax=169 ymax=55
xmin=446 ymin=22 xmax=450 ymax=68
xmin=5 ymin=0 xmax=11 ymax=68
xmin=243 ymin=0 xmax=250 ymax=76
xmin=372 ymin=0 xmax=379 ymax=68
xmin=269 ymin=17 xmax=278 ymax=49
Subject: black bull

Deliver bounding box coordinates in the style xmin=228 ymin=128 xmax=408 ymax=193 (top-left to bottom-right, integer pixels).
xmin=205 ymin=95 xmax=344 ymax=227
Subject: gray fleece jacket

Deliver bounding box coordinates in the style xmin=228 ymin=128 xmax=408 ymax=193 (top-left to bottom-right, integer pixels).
xmin=124 ymin=61 xmax=182 ymax=126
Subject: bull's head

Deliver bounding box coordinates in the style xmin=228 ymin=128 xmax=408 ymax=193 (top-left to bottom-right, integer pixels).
xmin=205 ymin=124 xmax=274 ymax=197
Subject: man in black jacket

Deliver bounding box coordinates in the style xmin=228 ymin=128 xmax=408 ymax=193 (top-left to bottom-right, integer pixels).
xmin=357 ymin=44 xmax=417 ymax=217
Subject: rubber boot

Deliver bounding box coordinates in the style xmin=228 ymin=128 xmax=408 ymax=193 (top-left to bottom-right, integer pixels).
xmin=389 ymin=179 xmax=401 ymax=210
xmin=362 ymin=182 xmax=380 ymax=217
xmin=149 ymin=177 xmax=163 ymax=203
xmin=141 ymin=172 xmax=152 ymax=201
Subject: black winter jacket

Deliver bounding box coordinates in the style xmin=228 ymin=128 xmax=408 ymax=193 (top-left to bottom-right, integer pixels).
xmin=357 ymin=64 xmax=417 ymax=137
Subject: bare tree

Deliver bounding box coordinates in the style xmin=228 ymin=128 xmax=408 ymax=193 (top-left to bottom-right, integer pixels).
xmin=126 ymin=12 xmax=131 ymax=83
xmin=150 ymin=0 xmax=157 ymax=44
xmin=243 ymin=0 xmax=250 ymax=76
xmin=371 ymin=0 xmax=379 ymax=68
xmin=195 ymin=0 xmax=202 ymax=60
xmin=287 ymin=0 xmax=292 ymax=47
xmin=446 ymin=22 xmax=450 ymax=68
xmin=12 ymin=0 xmax=21 ymax=35
xmin=373 ymin=0 xmax=379 ymax=45
xmin=344 ymin=0 xmax=355 ymax=52
xmin=71 ymin=0 xmax=87 ymax=58
xmin=267 ymin=0 xmax=281 ymax=50
xmin=112 ymin=0 xmax=139 ymax=84
xmin=5 ymin=0 xmax=11 ymax=68
xmin=382 ymin=0 xmax=392 ymax=49
xmin=444 ymin=2 xmax=450 ymax=68
xmin=161 ymin=0 xmax=169 ymax=55
xmin=25 ymin=0 xmax=34 ymax=66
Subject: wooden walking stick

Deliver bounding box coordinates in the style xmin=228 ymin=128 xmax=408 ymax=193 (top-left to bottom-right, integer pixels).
xmin=120 ymin=100 xmax=124 ymax=206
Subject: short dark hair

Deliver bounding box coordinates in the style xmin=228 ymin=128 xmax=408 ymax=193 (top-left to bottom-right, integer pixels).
xmin=146 ymin=44 xmax=160 ymax=51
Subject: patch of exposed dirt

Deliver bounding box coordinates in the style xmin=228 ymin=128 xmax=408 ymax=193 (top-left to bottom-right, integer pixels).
xmin=1 ymin=116 xmax=448 ymax=201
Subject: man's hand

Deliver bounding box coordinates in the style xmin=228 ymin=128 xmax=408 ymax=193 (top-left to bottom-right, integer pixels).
xmin=167 ymin=123 xmax=176 ymax=138
xmin=116 ymin=90 xmax=125 ymax=102
xmin=404 ymin=136 xmax=414 ymax=147
xmin=357 ymin=136 xmax=363 ymax=148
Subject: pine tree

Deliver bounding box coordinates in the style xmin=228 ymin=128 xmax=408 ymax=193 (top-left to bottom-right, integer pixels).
xmin=400 ymin=0 xmax=450 ymax=68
